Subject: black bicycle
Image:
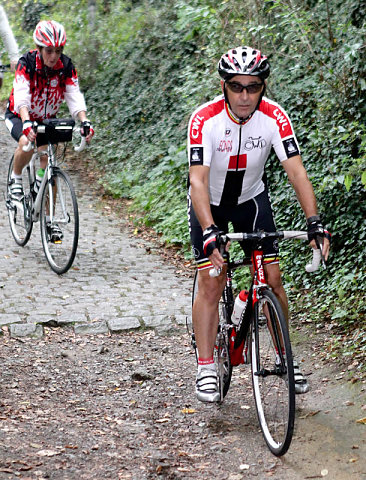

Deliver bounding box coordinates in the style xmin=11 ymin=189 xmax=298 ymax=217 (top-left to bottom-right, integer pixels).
xmin=190 ymin=230 xmax=322 ymax=456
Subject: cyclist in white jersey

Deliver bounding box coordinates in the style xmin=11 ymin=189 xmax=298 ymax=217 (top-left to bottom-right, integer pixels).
xmin=187 ymin=46 xmax=331 ymax=402
xmin=0 ymin=6 xmax=19 ymax=86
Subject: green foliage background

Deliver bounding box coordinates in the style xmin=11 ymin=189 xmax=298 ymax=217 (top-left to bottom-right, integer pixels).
xmin=1 ymin=0 xmax=365 ymax=366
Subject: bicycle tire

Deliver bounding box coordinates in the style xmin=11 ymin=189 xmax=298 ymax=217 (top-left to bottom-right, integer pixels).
xmin=40 ymin=169 xmax=79 ymax=274
xmin=251 ymin=288 xmax=295 ymax=456
xmin=191 ymin=270 xmax=233 ymax=400
xmin=217 ymin=282 xmax=233 ymax=399
xmin=6 ymin=156 xmax=33 ymax=246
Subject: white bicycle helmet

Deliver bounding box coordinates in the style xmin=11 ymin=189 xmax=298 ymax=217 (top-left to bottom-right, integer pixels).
xmin=33 ymin=20 xmax=67 ymax=48
xmin=218 ymin=46 xmax=270 ymax=80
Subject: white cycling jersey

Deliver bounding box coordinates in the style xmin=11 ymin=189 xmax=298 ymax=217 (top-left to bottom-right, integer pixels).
xmin=188 ymin=95 xmax=300 ymax=206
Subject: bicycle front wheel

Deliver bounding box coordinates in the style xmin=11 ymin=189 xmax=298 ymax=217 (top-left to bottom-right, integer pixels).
xmin=40 ymin=169 xmax=79 ymax=274
xmin=216 ymin=284 xmax=233 ymax=400
xmin=251 ymin=288 xmax=295 ymax=456
xmin=6 ymin=156 xmax=33 ymax=246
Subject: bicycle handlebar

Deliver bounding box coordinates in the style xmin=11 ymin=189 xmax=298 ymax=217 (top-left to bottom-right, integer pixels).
xmin=22 ymin=124 xmax=87 ymax=152
xmin=74 ymin=136 xmax=87 ymax=152
xmin=209 ymin=230 xmax=324 ymax=277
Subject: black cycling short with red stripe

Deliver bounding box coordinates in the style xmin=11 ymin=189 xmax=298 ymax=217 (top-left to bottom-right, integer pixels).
xmin=5 ymin=109 xmax=50 ymax=147
xmin=188 ymin=189 xmax=279 ymax=271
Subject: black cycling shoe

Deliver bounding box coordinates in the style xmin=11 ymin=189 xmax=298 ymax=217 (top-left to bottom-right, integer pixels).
xmin=47 ymin=222 xmax=63 ymax=244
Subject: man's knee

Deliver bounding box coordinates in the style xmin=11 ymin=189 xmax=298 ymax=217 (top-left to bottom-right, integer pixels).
xmin=265 ymin=264 xmax=283 ymax=290
xmin=197 ymin=270 xmax=225 ymax=303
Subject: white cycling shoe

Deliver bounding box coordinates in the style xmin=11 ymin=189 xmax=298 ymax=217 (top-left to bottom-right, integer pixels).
xmin=196 ymin=367 xmax=220 ymax=403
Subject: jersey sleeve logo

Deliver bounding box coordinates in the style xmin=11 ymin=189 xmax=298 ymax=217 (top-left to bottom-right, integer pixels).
xmin=190 ymin=146 xmax=203 ymax=166
xmin=272 ymin=108 xmax=292 ymax=136
xmin=190 ymin=114 xmax=205 ymax=143
xmin=283 ymin=137 xmax=300 ymax=158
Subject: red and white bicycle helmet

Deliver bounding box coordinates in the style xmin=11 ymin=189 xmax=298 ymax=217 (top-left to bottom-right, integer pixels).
xmin=33 ymin=20 xmax=67 ymax=48
xmin=218 ymin=46 xmax=270 ymax=80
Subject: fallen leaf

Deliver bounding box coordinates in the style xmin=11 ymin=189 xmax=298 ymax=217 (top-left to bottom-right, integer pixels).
xmin=37 ymin=449 xmax=60 ymax=457
xmin=29 ymin=443 xmax=42 ymax=449
xmin=181 ymin=408 xmax=195 ymax=414
xmin=156 ymin=418 xmax=170 ymax=423
xmin=299 ymin=410 xmax=321 ymax=419
xmin=356 ymin=417 xmax=366 ymax=424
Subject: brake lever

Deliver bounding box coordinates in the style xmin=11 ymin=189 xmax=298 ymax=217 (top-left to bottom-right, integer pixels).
xmin=315 ymin=237 xmax=326 ymax=269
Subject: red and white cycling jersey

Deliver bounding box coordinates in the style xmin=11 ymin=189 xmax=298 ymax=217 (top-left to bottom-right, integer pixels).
xmin=8 ymin=50 xmax=86 ymax=121
xmin=188 ymin=95 xmax=300 ymax=206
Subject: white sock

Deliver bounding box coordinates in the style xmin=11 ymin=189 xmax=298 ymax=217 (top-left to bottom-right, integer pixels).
xmin=11 ymin=172 xmax=22 ymax=183
xmin=198 ymin=361 xmax=216 ymax=374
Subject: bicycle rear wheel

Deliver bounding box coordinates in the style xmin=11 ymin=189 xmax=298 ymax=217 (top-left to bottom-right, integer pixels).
xmin=6 ymin=156 xmax=33 ymax=246
xmin=251 ymin=288 xmax=295 ymax=456
xmin=215 ymin=319 xmax=232 ymax=401
xmin=40 ymin=169 xmax=79 ymax=274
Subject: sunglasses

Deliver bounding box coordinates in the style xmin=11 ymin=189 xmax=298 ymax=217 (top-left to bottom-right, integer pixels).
xmin=226 ymin=81 xmax=264 ymax=94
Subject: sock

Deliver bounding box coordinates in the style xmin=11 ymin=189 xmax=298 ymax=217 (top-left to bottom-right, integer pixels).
xmin=11 ymin=172 xmax=22 ymax=183
xmin=198 ymin=357 xmax=215 ymax=373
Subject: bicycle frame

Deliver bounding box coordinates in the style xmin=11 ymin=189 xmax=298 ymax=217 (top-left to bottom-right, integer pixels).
xmin=24 ymin=120 xmax=82 ymax=226
xmin=28 ymin=143 xmax=58 ymax=222
xmin=217 ymin=230 xmax=322 ymax=347
xmin=224 ymin=245 xmax=269 ymax=350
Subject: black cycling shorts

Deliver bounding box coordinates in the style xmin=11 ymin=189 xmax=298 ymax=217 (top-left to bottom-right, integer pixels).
xmin=188 ymin=189 xmax=279 ymax=270
xmin=5 ymin=109 xmax=51 ymax=147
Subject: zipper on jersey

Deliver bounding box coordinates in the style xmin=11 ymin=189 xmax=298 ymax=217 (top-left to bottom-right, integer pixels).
xmin=44 ymin=76 xmax=50 ymax=118
xmin=236 ymin=122 xmax=243 ymax=170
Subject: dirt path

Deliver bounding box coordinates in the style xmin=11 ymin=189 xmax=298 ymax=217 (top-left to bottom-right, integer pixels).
xmin=0 ymin=120 xmax=365 ymax=479
xmin=1 ymin=328 xmax=365 ymax=480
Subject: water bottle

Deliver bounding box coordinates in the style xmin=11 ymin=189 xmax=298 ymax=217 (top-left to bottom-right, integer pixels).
xmin=232 ymin=290 xmax=249 ymax=325
xmin=34 ymin=168 xmax=45 ymax=194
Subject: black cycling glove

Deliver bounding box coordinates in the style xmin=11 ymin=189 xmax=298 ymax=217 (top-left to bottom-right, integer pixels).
xmin=307 ymin=215 xmax=331 ymax=246
xmin=203 ymin=224 xmax=220 ymax=257
xmin=80 ymin=120 xmax=94 ymax=138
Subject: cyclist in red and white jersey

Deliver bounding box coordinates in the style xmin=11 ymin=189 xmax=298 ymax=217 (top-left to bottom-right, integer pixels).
xmin=188 ymin=46 xmax=331 ymax=402
xmin=5 ymin=20 xmax=94 ymax=209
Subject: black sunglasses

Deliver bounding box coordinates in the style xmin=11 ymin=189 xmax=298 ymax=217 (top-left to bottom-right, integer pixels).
xmin=226 ymin=81 xmax=264 ymax=94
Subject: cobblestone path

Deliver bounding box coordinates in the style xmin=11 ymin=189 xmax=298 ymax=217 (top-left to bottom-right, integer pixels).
xmin=0 ymin=121 xmax=192 ymax=339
